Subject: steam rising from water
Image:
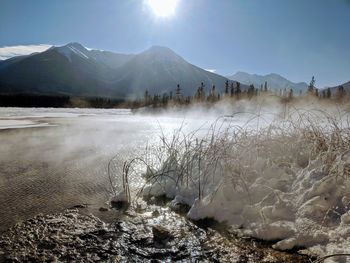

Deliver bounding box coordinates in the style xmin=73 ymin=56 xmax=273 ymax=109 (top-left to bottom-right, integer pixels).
xmin=0 ymin=98 xmax=346 ymax=233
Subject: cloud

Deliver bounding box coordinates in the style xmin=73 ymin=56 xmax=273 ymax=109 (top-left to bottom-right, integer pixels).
xmin=0 ymin=44 xmax=52 ymax=60
xmin=205 ymin=69 xmax=216 ymax=73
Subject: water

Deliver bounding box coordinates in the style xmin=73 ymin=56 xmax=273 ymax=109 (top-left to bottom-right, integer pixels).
xmin=0 ymin=205 xmax=311 ymax=262
xmin=0 ymin=107 xmax=214 ymax=233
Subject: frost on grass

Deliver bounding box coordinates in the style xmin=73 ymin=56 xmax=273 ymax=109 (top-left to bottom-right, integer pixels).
xmin=112 ymin=107 xmax=350 ymax=262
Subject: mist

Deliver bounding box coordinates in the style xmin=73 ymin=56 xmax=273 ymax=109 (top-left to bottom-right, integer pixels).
xmin=0 ymin=107 xmax=228 ymax=232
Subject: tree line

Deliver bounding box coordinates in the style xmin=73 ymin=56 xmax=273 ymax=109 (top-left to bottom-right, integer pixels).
xmin=142 ymin=76 xmax=347 ymax=108
xmin=0 ymin=76 xmax=346 ymax=108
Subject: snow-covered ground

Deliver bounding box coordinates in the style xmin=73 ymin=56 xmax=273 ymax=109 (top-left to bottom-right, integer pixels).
xmin=124 ymin=103 xmax=350 ymax=263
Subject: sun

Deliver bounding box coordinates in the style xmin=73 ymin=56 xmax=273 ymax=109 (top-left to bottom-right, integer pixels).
xmin=145 ymin=0 xmax=180 ymax=18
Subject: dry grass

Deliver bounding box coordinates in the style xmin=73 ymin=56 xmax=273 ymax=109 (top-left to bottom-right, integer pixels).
xmin=109 ymin=106 xmax=350 ymax=211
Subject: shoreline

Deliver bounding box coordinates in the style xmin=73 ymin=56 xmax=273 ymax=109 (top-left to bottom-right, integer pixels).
xmin=0 ymin=203 xmax=313 ymax=263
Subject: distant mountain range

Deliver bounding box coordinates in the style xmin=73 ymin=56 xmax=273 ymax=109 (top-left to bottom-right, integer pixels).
xmin=329 ymin=80 xmax=350 ymax=92
xmin=1 ymin=43 xmax=347 ymax=99
xmin=0 ymin=43 xmax=240 ymax=99
xmin=227 ymin=71 xmax=308 ymax=93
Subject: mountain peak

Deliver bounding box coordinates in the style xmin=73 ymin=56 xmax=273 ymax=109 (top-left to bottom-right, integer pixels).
xmin=65 ymin=42 xmax=86 ymax=50
xmin=228 ymin=71 xmax=308 ymax=92
xmin=265 ymin=73 xmax=283 ymax=79
xmin=136 ymin=45 xmax=184 ymax=64
xmin=143 ymin=45 xmax=179 ymax=57
xmin=55 ymin=42 xmax=89 ymax=61
xmin=147 ymin=45 xmax=173 ymax=52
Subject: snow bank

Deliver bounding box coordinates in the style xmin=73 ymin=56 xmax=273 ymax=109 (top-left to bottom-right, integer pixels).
xmin=138 ymin=109 xmax=350 ymax=262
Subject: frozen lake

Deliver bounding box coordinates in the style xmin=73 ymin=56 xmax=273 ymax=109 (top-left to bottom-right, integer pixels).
xmin=0 ymin=107 xmax=217 ymax=233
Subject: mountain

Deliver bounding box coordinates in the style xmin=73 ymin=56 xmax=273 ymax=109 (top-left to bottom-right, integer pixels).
xmin=0 ymin=43 xmax=127 ymax=97
xmin=0 ymin=43 xmax=237 ymax=98
xmin=328 ymin=80 xmax=350 ymax=94
xmin=112 ymin=46 xmax=234 ymax=98
xmin=0 ymin=54 xmax=32 ymax=70
xmin=227 ymin=71 xmax=308 ymax=93
xmin=341 ymin=81 xmax=350 ymax=90
xmin=331 ymin=80 xmax=350 ymax=90
xmin=88 ymin=50 xmax=135 ymax=70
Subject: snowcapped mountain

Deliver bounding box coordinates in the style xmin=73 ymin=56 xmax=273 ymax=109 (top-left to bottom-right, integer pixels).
xmin=227 ymin=71 xmax=308 ymax=93
xmin=0 ymin=43 xmax=236 ymax=98
xmin=0 ymin=43 xmax=123 ymax=97
xmin=55 ymin=42 xmax=90 ymax=62
xmin=54 ymin=43 xmax=135 ymax=69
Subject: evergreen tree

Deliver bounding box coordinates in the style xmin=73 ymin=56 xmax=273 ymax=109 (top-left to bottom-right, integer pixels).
xmin=144 ymin=90 xmax=149 ymax=105
xmin=288 ymin=89 xmax=294 ymax=99
xmin=208 ymin=85 xmax=216 ymax=102
xmin=230 ymin=83 xmax=234 ymax=97
xmin=225 ymin=80 xmax=229 ymax=95
xmin=175 ymin=84 xmax=182 ymax=103
xmin=235 ymin=82 xmax=241 ymax=99
xmin=153 ymin=94 xmax=159 ymax=107
xmin=194 ymin=86 xmax=200 ymax=101
xmin=248 ymin=84 xmax=255 ymax=99
xmin=200 ymin=82 xmax=205 ymax=101
xmin=308 ymin=76 xmax=316 ymax=94
xmin=337 ymin=85 xmax=345 ymax=99
xmin=162 ymin=93 xmax=169 ymax=106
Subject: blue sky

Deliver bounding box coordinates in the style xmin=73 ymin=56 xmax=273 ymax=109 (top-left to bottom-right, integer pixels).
xmin=0 ymin=0 xmax=349 ymax=87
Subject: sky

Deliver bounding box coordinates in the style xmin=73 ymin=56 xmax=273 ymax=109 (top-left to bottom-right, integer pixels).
xmin=0 ymin=0 xmax=349 ymax=87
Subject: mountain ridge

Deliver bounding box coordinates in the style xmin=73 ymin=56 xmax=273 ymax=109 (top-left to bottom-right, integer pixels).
xmin=0 ymin=43 xmax=243 ymax=99
xmin=227 ymin=71 xmax=308 ymax=93
xmin=329 ymin=80 xmax=350 ymax=92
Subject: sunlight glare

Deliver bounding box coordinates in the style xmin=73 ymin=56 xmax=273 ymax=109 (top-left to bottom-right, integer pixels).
xmin=145 ymin=0 xmax=180 ymax=18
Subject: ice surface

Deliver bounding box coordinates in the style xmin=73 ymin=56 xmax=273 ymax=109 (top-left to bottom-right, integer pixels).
xmin=0 ymin=119 xmax=52 ymax=129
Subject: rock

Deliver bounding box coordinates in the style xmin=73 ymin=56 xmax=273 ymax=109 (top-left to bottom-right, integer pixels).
xmin=69 ymin=204 xmax=88 ymax=209
xmin=152 ymin=225 xmax=173 ymax=243
xmin=152 ymin=210 xmax=160 ymax=217
xmin=0 ymin=209 xmax=312 ymax=262
xmin=110 ymin=200 xmax=129 ymax=210
xmin=99 ymin=207 xmax=109 ymax=212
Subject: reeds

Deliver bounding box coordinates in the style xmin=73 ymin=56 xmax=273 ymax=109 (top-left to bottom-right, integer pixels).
xmin=110 ymin=106 xmax=350 ymax=217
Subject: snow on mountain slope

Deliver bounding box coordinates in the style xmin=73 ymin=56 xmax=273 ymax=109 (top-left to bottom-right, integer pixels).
xmin=55 ymin=43 xmax=90 ymax=62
